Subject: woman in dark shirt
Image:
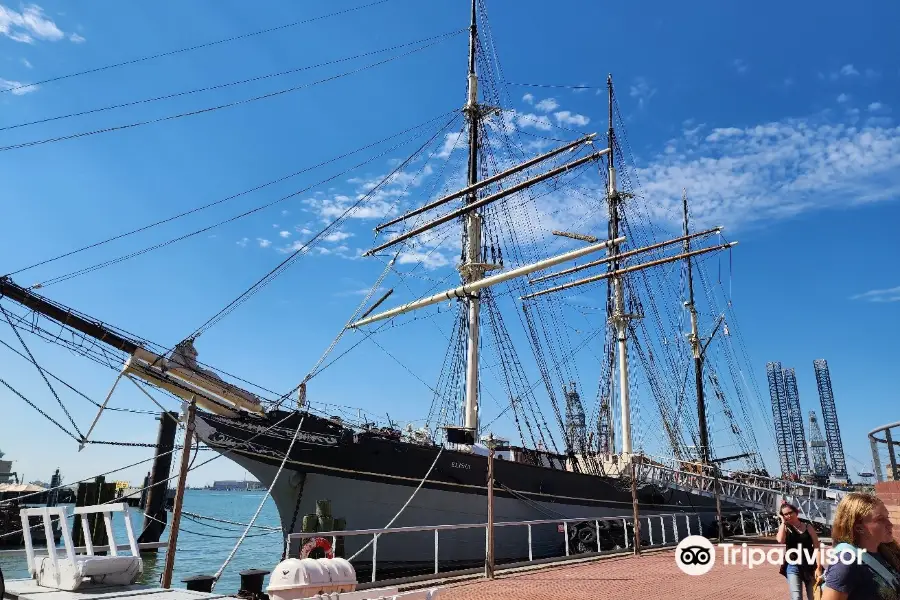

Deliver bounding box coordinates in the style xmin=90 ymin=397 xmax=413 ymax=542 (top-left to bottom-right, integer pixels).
xmin=822 ymin=492 xmax=899 ymax=600
xmin=777 ymin=500 xmax=821 ymax=600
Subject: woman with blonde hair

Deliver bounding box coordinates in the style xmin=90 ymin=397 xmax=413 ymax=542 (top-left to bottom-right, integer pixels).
xmin=821 ymin=492 xmax=899 ymax=600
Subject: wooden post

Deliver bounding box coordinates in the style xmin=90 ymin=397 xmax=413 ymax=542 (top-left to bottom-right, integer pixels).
xmin=485 ymin=433 xmax=495 ymax=579
xmin=630 ymin=456 xmax=641 ymax=556
xmin=713 ymin=466 xmax=724 ymax=543
xmin=161 ymin=401 xmax=196 ymax=589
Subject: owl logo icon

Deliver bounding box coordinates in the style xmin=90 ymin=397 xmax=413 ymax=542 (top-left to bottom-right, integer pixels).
xmin=675 ymin=535 xmax=716 ymax=575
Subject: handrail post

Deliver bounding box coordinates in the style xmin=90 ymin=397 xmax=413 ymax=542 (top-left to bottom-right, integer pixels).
xmin=661 ymin=516 xmax=666 ymax=545
xmin=622 ymin=519 xmax=629 ymax=549
xmin=564 ymin=522 xmax=570 ymax=556
xmin=528 ymin=524 xmax=533 ymax=562
xmin=595 ymin=520 xmax=601 ymax=552
xmin=371 ymin=533 xmax=377 ymax=583
xmin=648 ymin=517 xmax=653 ymax=546
xmin=434 ymin=529 xmax=439 ymax=575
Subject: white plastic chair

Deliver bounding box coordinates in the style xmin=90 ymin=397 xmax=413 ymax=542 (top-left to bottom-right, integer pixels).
xmin=20 ymin=503 xmax=143 ymax=591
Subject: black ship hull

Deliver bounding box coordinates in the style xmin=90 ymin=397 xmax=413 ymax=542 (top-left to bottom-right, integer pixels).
xmin=194 ymin=409 xmax=737 ymax=574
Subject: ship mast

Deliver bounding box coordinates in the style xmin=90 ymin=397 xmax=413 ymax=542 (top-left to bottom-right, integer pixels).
xmin=462 ymin=0 xmax=482 ymax=436
xmin=606 ymin=75 xmax=632 ymax=455
xmin=682 ymin=190 xmax=711 ymax=464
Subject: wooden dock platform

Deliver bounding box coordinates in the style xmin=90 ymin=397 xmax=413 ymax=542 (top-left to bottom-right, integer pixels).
xmin=432 ymin=545 xmax=785 ymax=600
xmin=3 ymin=579 xmax=230 ymax=600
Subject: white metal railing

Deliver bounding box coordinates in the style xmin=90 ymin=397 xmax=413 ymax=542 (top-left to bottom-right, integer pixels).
xmin=642 ymin=454 xmax=847 ymax=498
xmin=288 ymin=510 xmax=774 ymax=583
xmin=637 ymin=458 xmax=843 ymax=524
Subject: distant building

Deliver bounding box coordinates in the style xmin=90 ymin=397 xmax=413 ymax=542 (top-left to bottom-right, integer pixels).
xmin=211 ymin=479 xmax=264 ymax=491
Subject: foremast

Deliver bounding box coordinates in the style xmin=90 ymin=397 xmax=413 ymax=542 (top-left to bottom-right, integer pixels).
xmin=462 ymin=0 xmax=482 ymax=435
xmin=605 ymin=75 xmax=633 ymax=455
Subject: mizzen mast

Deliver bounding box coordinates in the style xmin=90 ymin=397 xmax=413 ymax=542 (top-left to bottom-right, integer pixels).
xmin=682 ymin=189 xmax=710 ymax=464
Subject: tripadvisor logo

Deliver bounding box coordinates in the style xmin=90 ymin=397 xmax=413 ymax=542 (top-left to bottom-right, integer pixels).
xmin=675 ymin=535 xmax=865 ymax=576
xmin=676 ymin=536 xmax=716 ymax=576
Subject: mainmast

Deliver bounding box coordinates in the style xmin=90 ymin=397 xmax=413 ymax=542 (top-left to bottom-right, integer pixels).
xmin=682 ymin=190 xmax=711 ymax=464
xmin=462 ymin=0 xmax=482 ymax=436
xmin=606 ymin=75 xmax=632 ymax=455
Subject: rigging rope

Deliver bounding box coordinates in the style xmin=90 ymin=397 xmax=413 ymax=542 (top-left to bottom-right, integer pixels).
xmin=2 ymin=30 xmax=467 ymax=133
xmin=1 ymin=305 xmax=84 ymax=438
xmin=4 ymin=111 xmax=457 ymax=281
xmin=347 ymin=445 xmax=444 ymax=562
xmin=186 ymin=113 xmax=459 ymax=341
xmin=0 ymin=34 xmax=462 ymax=154
xmin=0 ymin=0 xmax=396 ymax=95
xmin=211 ymin=415 xmax=304 ymax=589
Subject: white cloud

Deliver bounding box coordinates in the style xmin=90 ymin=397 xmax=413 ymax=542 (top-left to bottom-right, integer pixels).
xmin=236 ymin=237 xmax=249 ymax=247
xmin=865 ymin=68 xmax=879 ymax=79
xmin=837 ymin=93 xmax=849 ymax=103
xmin=437 ymin=131 xmax=465 ymax=158
xmin=535 ymin=98 xmax=559 ymax=112
xmin=554 ymin=111 xmax=590 ymax=127
xmin=257 ymin=238 xmax=271 ymax=248
xmin=397 ymin=250 xmax=450 ymax=270
xmin=629 ymin=77 xmax=656 ymax=109
xmin=868 ymin=102 xmax=885 ymax=112
xmin=21 ymin=58 xmax=31 ymax=68
xmin=572 ymin=82 xmax=588 ymax=94
xmin=839 ymin=64 xmax=859 ymax=77
xmin=323 ymin=231 xmax=352 ymax=243
xmin=732 ymin=59 xmax=748 ymax=74
xmin=69 ymin=32 xmax=84 ymax=43
xmin=636 ymin=113 xmax=900 ymax=231
xmin=851 ymin=286 xmax=900 ymax=303
xmin=515 ymin=112 xmax=553 ymax=131
xmin=0 ymin=4 xmax=64 ymax=44
xmin=0 ymin=77 xmax=37 ymax=95
xmin=281 ymin=209 xmax=289 ymax=216
xmin=522 ymin=93 xmax=534 ymax=104
xmin=336 ymin=286 xmax=387 ymax=297
xmin=279 ymin=230 xmax=291 ymax=238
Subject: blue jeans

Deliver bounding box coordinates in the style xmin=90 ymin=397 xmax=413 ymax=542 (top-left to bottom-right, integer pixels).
xmin=788 ymin=571 xmax=814 ymax=600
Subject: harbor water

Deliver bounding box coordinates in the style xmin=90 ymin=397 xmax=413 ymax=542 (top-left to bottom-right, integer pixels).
xmin=0 ymin=489 xmax=283 ymax=593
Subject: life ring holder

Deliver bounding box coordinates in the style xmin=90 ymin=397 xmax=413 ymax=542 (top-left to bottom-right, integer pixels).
xmin=299 ymin=536 xmax=334 ymax=559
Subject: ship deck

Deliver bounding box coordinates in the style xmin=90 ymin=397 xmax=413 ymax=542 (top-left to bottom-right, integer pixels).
xmin=431 ymin=543 xmax=786 ymax=600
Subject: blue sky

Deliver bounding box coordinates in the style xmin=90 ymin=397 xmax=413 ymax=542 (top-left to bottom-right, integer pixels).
xmin=0 ymin=0 xmax=898 ymax=488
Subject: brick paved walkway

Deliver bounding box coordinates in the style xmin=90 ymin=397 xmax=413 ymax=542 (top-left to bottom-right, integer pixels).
xmin=436 ymin=546 xmax=785 ymax=600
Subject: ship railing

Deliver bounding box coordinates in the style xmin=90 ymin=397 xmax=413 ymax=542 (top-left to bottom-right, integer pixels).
xmin=637 ymin=460 xmax=841 ymax=524
xmin=289 ymin=510 xmax=775 ymax=583
xmin=641 ymin=453 xmax=848 ymax=499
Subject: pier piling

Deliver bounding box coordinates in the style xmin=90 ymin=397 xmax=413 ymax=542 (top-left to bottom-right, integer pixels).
xmin=138 ymin=411 xmax=178 ymax=549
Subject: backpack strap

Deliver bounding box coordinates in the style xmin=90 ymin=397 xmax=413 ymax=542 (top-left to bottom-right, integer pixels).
xmin=832 ymin=543 xmax=899 ymax=589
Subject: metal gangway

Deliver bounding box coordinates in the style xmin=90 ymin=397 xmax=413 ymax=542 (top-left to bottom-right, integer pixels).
xmin=636 ymin=455 xmax=845 ymax=526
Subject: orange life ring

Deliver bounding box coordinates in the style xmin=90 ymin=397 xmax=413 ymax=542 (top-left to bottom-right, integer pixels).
xmin=299 ymin=536 xmax=334 ymax=559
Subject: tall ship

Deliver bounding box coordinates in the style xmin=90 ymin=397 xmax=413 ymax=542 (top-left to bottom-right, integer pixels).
xmin=0 ymin=0 xmax=769 ymax=578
